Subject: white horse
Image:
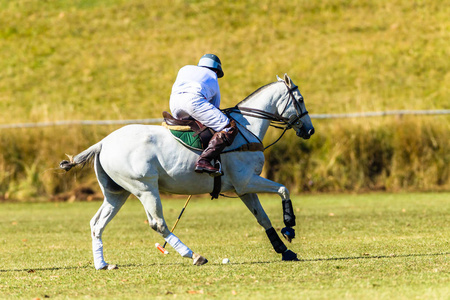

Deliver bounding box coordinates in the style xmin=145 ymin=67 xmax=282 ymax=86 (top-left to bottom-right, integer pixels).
xmin=60 ymin=74 xmax=314 ymax=270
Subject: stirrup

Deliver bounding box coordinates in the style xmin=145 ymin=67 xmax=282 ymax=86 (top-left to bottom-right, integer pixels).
xmin=194 ymin=160 xmax=223 ymax=177
xmin=194 ymin=167 xmax=223 ymax=177
xmin=206 ymin=160 xmax=223 ymax=177
xmin=210 ymin=161 xmax=222 ymax=177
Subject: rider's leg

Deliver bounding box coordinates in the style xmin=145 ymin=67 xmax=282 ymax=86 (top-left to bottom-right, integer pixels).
xmin=170 ymin=95 xmax=238 ymax=174
xmin=195 ymin=120 xmax=238 ymax=175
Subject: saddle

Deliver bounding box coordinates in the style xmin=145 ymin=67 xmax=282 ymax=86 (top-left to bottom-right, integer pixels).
xmin=162 ymin=112 xmax=264 ymax=200
xmin=162 ymin=111 xmax=214 ymax=150
xmin=162 ymin=111 xmax=221 ymax=199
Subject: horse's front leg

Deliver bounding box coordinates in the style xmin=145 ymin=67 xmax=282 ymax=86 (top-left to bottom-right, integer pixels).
xmin=235 ymin=174 xmax=299 ymax=260
xmin=239 ymin=192 xmax=298 ymax=261
xmin=237 ymin=174 xmax=297 ymax=229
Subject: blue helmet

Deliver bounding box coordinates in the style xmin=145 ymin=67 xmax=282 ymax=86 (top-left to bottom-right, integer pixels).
xmin=198 ymin=54 xmax=224 ymax=78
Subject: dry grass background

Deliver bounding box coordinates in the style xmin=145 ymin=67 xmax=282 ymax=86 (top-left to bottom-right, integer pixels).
xmin=0 ymin=0 xmax=449 ymax=200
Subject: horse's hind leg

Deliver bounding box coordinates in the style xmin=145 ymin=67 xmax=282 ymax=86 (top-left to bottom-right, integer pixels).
xmin=137 ymin=186 xmax=208 ymax=265
xmin=240 ymin=193 xmax=298 ymax=261
xmin=90 ymin=190 xmax=129 ymax=269
xmin=90 ymin=156 xmax=130 ymax=270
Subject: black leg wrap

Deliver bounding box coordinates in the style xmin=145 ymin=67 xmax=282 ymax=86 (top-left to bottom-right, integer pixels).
xmin=266 ymin=227 xmax=288 ymax=254
xmin=282 ymin=199 xmax=296 ymax=227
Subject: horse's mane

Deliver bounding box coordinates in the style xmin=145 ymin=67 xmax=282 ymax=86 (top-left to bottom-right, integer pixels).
xmin=235 ymin=81 xmax=279 ymax=107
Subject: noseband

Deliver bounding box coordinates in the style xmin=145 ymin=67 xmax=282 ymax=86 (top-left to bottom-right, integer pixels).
xmin=276 ymin=84 xmax=309 ymax=131
xmin=222 ymin=81 xmax=309 ymax=149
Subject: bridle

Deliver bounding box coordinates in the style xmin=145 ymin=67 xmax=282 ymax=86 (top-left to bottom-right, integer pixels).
xmin=222 ymin=81 xmax=309 ymax=150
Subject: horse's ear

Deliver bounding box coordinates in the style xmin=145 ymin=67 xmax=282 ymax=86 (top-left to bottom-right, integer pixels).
xmin=284 ymin=74 xmax=292 ymax=87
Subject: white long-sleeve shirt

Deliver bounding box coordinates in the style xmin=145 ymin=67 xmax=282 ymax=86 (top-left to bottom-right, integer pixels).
xmin=169 ymin=65 xmax=229 ymax=131
xmin=170 ymin=65 xmax=221 ymax=108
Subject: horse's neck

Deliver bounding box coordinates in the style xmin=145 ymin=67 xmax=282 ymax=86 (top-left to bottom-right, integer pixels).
xmin=233 ymin=82 xmax=286 ymax=142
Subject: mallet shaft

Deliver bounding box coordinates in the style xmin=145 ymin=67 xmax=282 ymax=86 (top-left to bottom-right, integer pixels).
xmin=161 ymin=195 xmax=192 ymax=249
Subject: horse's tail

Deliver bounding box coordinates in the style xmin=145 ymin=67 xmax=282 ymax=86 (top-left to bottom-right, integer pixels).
xmin=59 ymin=142 xmax=102 ymax=172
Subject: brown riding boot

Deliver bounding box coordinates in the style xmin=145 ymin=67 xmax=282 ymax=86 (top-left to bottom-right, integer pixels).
xmin=195 ymin=121 xmax=238 ymax=176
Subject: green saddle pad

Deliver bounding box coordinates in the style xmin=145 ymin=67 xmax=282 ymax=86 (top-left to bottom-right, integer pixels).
xmin=170 ymin=129 xmax=203 ymax=150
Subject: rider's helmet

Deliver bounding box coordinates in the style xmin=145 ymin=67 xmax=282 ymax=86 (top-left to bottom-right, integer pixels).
xmin=198 ymin=54 xmax=224 ymax=78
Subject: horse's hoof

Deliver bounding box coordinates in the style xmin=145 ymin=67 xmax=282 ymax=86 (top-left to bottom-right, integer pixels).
xmin=192 ymin=253 xmax=208 ymax=266
xmin=101 ymin=264 xmax=118 ymax=270
xmin=281 ymin=227 xmax=295 ymax=243
xmin=282 ymin=250 xmax=299 ymax=261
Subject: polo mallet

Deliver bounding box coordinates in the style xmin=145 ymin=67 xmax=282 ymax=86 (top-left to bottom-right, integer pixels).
xmin=155 ymin=195 xmax=192 ymax=255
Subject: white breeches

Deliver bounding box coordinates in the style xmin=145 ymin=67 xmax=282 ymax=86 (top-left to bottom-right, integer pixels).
xmin=170 ymin=93 xmax=229 ymax=132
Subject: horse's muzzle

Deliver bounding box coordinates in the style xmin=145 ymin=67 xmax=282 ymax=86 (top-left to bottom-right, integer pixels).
xmin=297 ymin=127 xmax=315 ymax=139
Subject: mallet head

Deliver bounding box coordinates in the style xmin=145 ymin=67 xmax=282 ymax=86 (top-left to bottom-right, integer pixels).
xmin=155 ymin=243 xmax=169 ymax=255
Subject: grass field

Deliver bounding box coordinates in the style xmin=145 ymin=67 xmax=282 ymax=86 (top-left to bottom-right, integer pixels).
xmin=0 ymin=2 xmax=449 ymax=295
xmin=1 ymin=193 xmax=448 ymax=299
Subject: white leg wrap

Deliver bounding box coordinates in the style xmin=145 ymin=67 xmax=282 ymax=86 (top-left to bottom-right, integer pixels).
xmin=164 ymin=233 xmax=193 ymax=258
xmin=92 ymin=237 xmax=108 ymax=270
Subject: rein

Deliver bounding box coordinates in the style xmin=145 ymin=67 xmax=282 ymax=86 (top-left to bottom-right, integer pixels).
xmin=222 ymin=106 xmax=291 ymax=130
xmin=222 ymin=82 xmax=309 ymax=150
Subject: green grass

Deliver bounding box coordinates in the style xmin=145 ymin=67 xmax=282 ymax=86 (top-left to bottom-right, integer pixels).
xmin=1 ymin=193 xmax=448 ymax=299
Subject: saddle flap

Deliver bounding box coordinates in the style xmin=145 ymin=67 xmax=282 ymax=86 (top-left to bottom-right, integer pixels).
xmin=163 ymin=111 xmax=200 ymax=130
xmin=162 ymin=111 xmax=214 ymax=150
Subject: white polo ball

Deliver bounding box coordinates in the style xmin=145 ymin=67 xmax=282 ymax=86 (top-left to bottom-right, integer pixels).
xmin=222 ymin=258 xmax=230 ymax=264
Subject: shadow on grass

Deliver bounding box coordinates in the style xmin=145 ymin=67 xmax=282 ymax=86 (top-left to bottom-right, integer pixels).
xmin=297 ymin=252 xmax=450 ymax=262
xmin=235 ymin=251 xmax=450 ymax=265
xmin=1 ymin=252 xmax=448 ymax=272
